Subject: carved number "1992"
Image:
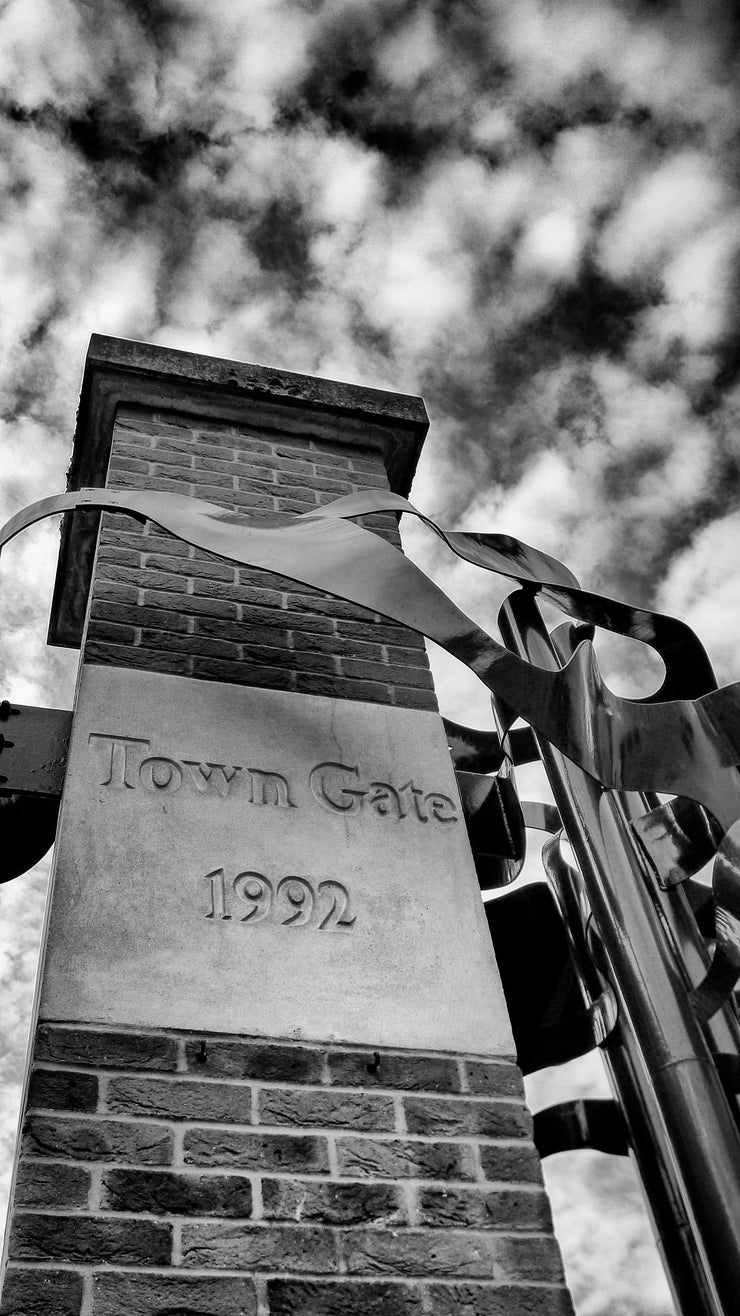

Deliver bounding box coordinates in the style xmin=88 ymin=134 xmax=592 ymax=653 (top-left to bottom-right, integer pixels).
xmin=204 ymin=868 xmax=356 ymax=932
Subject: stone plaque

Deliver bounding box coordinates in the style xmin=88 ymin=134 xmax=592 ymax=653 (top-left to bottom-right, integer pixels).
xmin=39 ymin=666 xmax=513 ymax=1054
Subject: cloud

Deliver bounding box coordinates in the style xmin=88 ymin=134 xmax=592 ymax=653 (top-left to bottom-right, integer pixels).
xmin=1 ymin=1 xmax=739 ymax=1310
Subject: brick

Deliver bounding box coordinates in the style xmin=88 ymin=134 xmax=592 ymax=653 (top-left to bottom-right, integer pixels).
xmin=146 ymin=467 xmax=192 ymax=487
xmin=193 ymin=580 xmax=282 ymax=607
xmin=342 ymin=658 xmax=435 ymax=689
xmin=194 ymin=616 xmax=280 ymax=644
xmin=96 ymin=545 xmax=142 ymax=566
xmin=142 ymin=631 xmax=241 ymax=661
xmin=268 ymin=1280 xmax=424 ymax=1315
xmin=337 ymin=1138 xmax=475 ymax=1181
xmin=385 ymin=646 xmax=433 ymax=669
xmin=335 ymin=619 xmax=418 ymax=644
xmin=98 ymin=564 xmax=188 ymax=593
xmin=118 ymin=417 xmax=193 ymax=439
xmin=111 ymin=469 xmax=190 ymax=495
xmin=494 ymin=1236 xmax=566 ymax=1283
xmin=426 ymin=1286 xmax=575 ymax=1316
xmin=287 ymin=593 xmax=376 ymax=622
xmin=328 ymin=1051 xmax=460 ymax=1094
xmin=465 ymin=1061 xmax=524 ymax=1100
xmin=14 ymin=1161 xmax=90 ymax=1209
xmin=140 ymin=533 xmax=191 ymax=557
xmin=87 ymin=620 xmax=137 ymax=644
xmin=145 ymin=589 xmax=238 ymax=619
xmin=259 ymin=1088 xmax=395 ymax=1132
xmin=109 ymin=454 xmax=148 ymax=474
xmin=244 ymin=605 xmax=333 ymax=635
xmin=298 ymin=631 xmax=384 ymax=661
xmin=184 ymin=1038 xmax=325 ymax=1084
xmin=211 ymin=485 xmax=274 ymax=510
xmin=8 ymin=1213 xmax=171 ymax=1265
xmin=35 ymin=1026 xmax=178 ymax=1070
xmin=147 ymin=446 xmax=193 ymax=467
xmin=236 ymin=451 xmax=314 ymax=474
xmin=200 ymin=471 xmax=245 ymax=491
xmin=342 ymin=1229 xmax=499 ymax=1278
xmin=94 ymin=580 xmax=140 ymax=605
xmin=28 ymin=1068 xmax=98 ymax=1112
xmin=281 ymin=471 xmax=355 ymax=494
xmin=93 ymin=1273 xmax=258 ymax=1315
xmin=184 ymin=1128 xmax=329 ymax=1173
xmin=403 ymin=1098 xmax=531 ymax=1140
xmin=416 ymin=1186 xmax=553 ymax=1231
xmin=107 ymin=1075 xmax=252 ymax=1123
xmin=195 ymin=454 xmax=239 ymax=474
xmin=190 ymin=659 xmax=293 ymax=689
xmin=0 ymin=1267 xmax=83 ymax=1315
xmin=184 ymin=555 xmax=237 ymax=582
xmin=478 ymin=1143 xmax=545 ymax=1185
xmin=90 ymin=598 xmax=188 ymax=631
xmin=182 ymin=1222 xmax=338 ymax=1272
xmin=263 ymin=1179 xmax=404 ymax=1226
xmin=102 ymin=1168 xmax=253 ymax=1217
xmin=294 ymin=674 xmax=393 ymax=704
xmin=393 ymin=687 xmax=438 ymax=711
xmin=85 ymin=642 xmax=191 ymax=675
xmin=23 ymin=1115 xmax=172 ymax=1164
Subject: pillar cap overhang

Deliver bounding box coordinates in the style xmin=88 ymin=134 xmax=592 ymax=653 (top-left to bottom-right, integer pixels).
xmin=49 ymin=334 xmax=430 ymax=648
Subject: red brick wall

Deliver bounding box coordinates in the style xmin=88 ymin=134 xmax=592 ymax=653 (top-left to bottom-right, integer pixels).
xmin=3 ymin=1024 xmax=572 ymax=1316
xmin=85 ymin=405 xmax=437 ymax=711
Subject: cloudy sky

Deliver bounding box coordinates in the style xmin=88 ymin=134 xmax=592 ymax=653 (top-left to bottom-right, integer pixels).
xmin=1 ymin=0 xmax=739 ymax=1311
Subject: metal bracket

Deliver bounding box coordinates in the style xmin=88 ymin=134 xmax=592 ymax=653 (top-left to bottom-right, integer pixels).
xmin=533 ymin=1099 xmax=630 ymax=1158
xmin=0 ymin=703 xmax=72 ymax=797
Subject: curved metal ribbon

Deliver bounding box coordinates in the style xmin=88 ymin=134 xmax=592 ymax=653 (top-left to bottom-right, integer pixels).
xmin=2 ymin=486 xmax=740 ymax=1018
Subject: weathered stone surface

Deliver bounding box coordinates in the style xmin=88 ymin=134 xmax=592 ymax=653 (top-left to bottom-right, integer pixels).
xmin=40 ymin=669 xmax=511 ymax=1055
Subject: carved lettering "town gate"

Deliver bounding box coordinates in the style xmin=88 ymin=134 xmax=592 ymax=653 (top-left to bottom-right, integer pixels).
xmin=87 ymin=733 xmax=459 ymax=827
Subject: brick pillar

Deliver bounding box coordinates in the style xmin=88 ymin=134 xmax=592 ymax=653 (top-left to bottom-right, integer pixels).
xmin=1 ymin=337 xmax=574 ymax=1316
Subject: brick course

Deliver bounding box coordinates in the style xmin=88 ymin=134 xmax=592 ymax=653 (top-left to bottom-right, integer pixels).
xmin=84 ymin=407 xmax=437 ymax=711
xmin=2 ymin=1024 xmax=573 ymax=1315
